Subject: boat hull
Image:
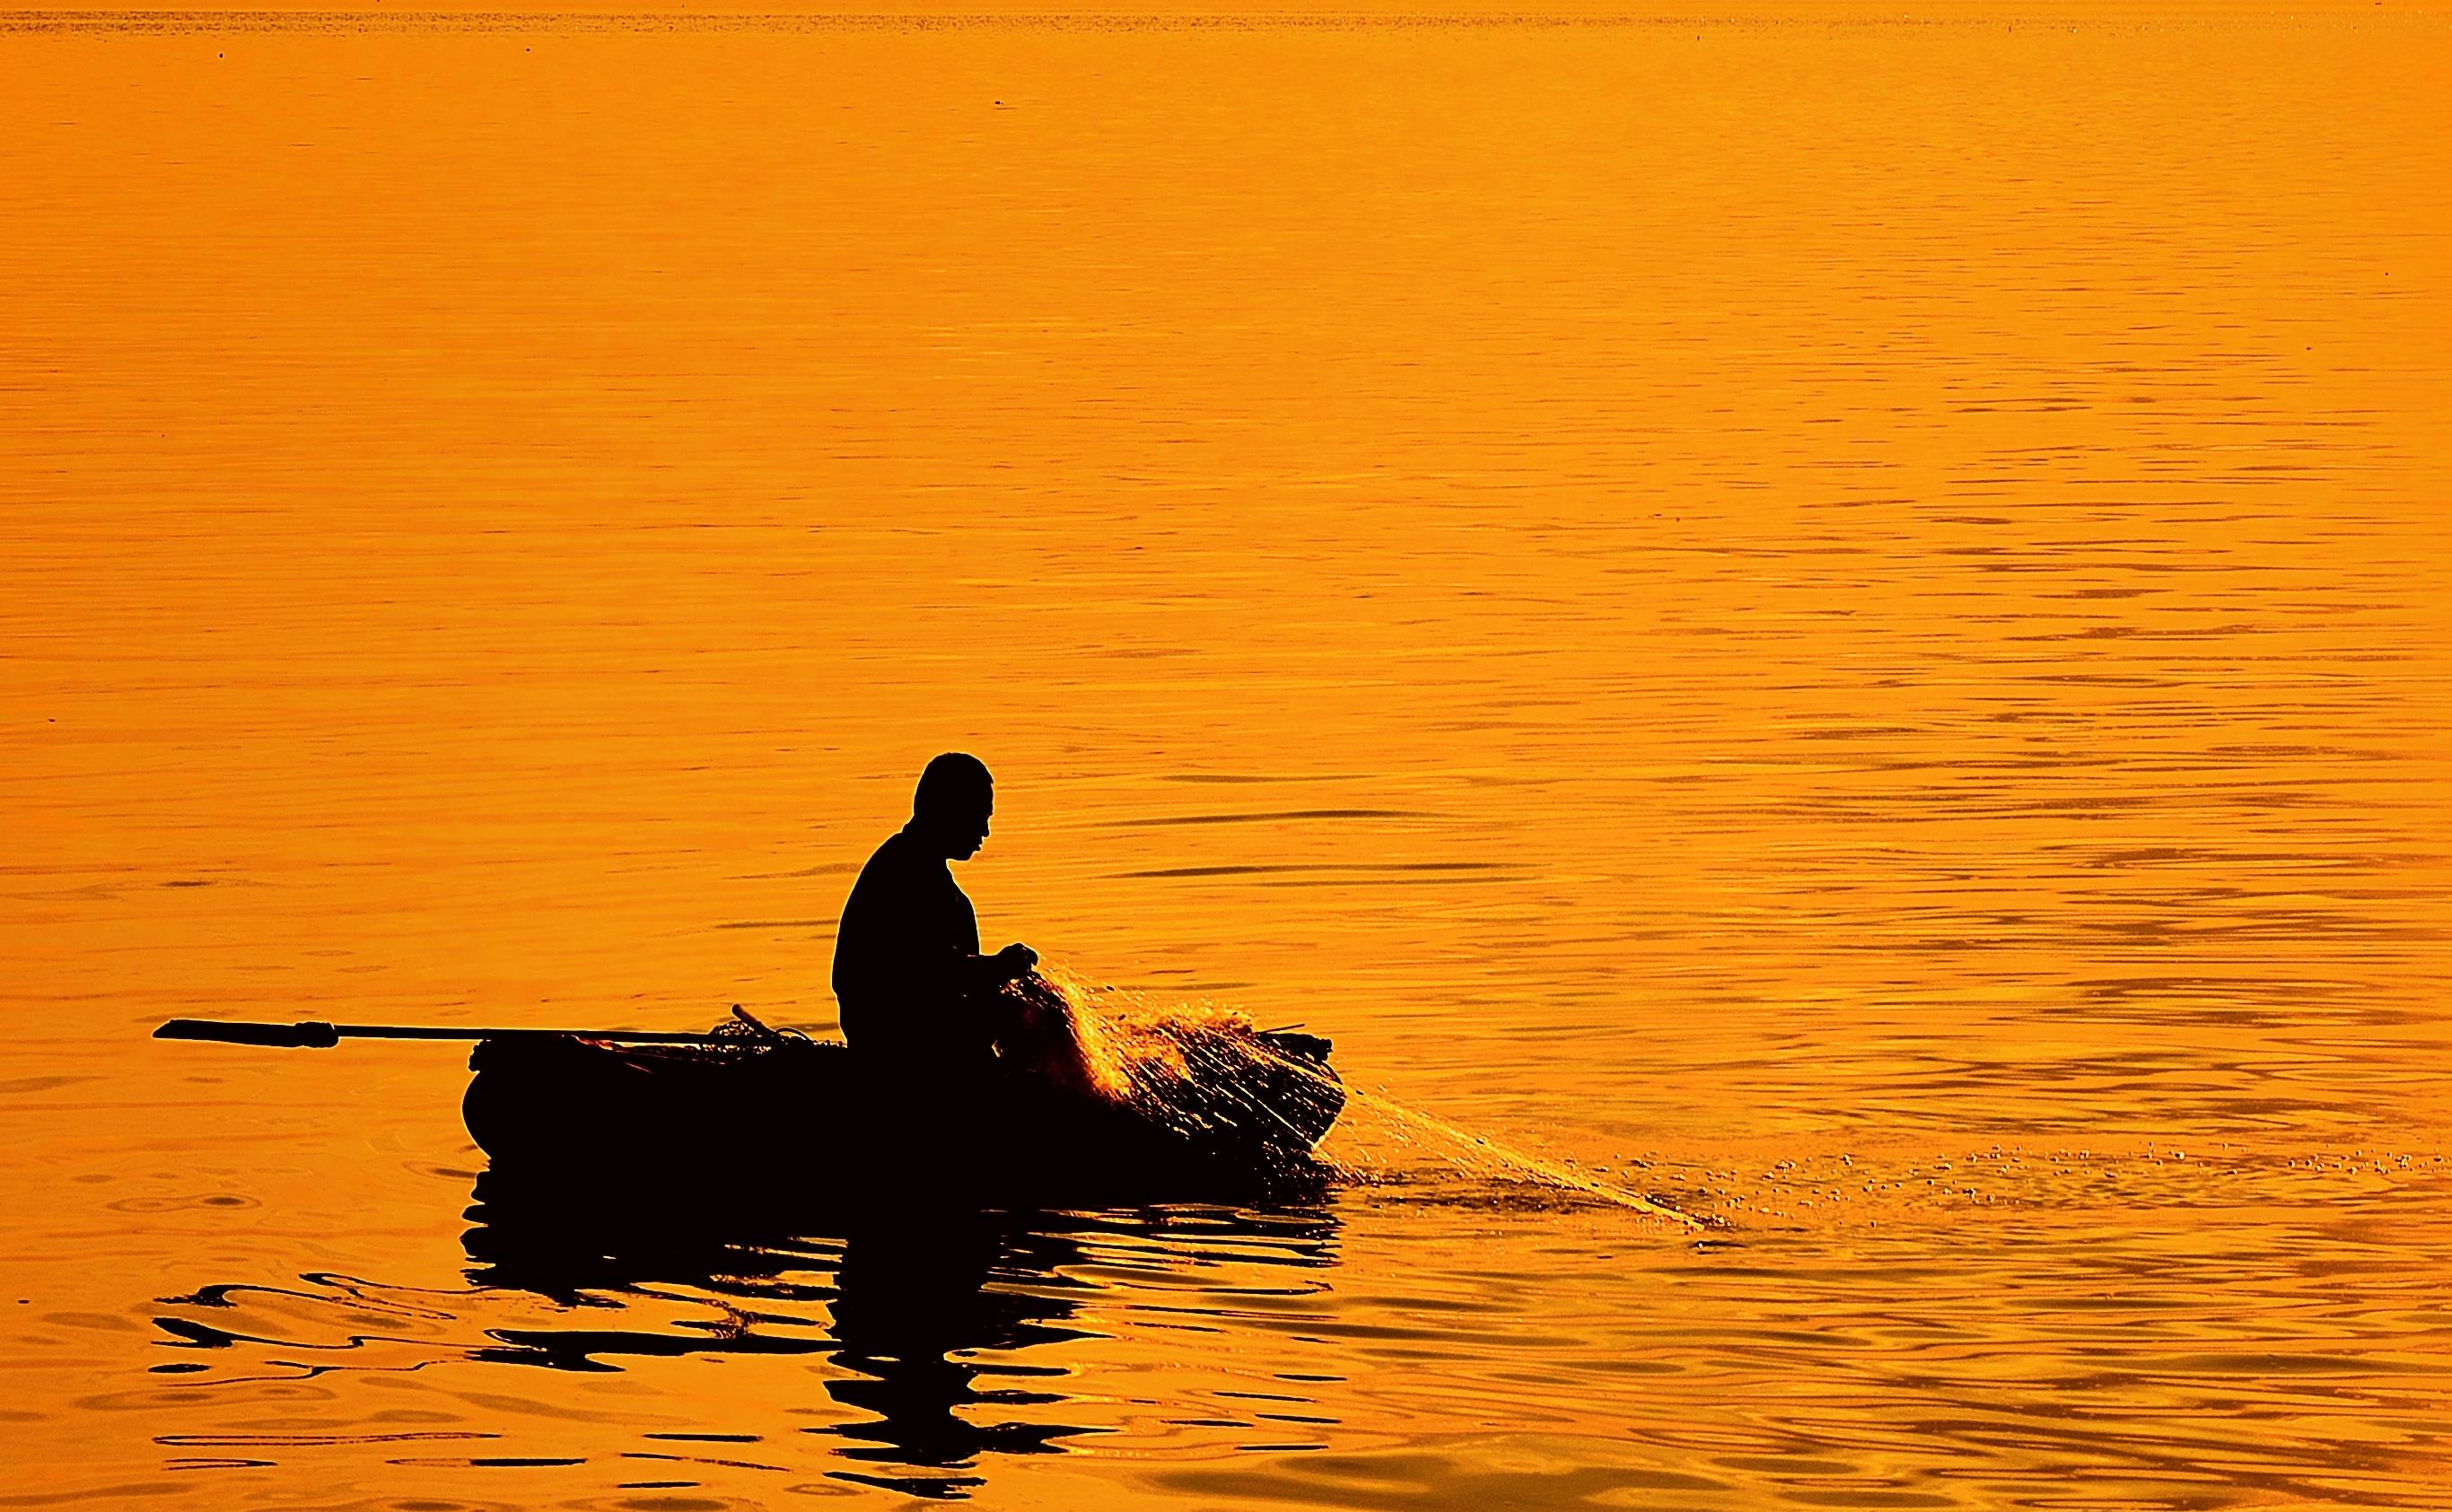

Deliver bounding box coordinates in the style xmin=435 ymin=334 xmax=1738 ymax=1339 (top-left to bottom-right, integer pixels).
xmin=461 ymin=1027 xmax=1344 ymax=1202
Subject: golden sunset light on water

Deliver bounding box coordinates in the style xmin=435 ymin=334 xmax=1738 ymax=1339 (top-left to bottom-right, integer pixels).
xmin=3 ymin=2 xmax=2448 ymax=1507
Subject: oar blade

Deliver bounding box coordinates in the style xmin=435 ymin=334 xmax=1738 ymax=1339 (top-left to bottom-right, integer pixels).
xmin=154 ymin=1018 xmax=340 ymax=1049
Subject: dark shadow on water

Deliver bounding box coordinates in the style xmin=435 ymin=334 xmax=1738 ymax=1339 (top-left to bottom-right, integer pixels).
xmin=819 ymin=1209 xmax=1096 ymax=1495
xmin=460 ymin=1168 xmax=1341 ymax=1499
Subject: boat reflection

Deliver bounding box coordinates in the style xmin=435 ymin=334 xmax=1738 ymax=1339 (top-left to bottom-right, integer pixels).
xmin=460 ymin=1170 xmax=1340 ymax=1499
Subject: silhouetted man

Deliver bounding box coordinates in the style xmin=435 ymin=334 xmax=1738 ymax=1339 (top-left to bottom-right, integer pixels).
xmin=833 ymin=753 xmax=1038 ymax=1074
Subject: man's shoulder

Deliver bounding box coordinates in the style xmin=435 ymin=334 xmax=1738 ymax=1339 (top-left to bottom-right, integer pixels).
xmin=853 ymin=827 xmax=936 ymax=888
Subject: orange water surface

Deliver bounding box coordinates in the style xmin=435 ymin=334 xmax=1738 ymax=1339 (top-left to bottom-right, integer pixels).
xmin=3 ymin=4 xmax=2449 ymax=1508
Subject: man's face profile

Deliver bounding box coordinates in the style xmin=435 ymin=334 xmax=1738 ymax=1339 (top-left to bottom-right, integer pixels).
xmin=950 ymin=791 xmax=992 ymax=860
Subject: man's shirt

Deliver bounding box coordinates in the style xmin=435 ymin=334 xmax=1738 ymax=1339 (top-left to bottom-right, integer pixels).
xmin=831 ymin=825 xmax=983 ymax=1058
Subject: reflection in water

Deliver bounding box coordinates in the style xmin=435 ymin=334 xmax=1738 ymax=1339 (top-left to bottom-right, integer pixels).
xmin=821 ymin=1210 xmax=1093 ymax=1495
xmin=458 ymin=1173 xmax=1340 ymax=1499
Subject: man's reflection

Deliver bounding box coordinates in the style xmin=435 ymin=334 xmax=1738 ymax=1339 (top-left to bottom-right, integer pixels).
xmin=819 ymin=1205 xmax=1095 ymax=1496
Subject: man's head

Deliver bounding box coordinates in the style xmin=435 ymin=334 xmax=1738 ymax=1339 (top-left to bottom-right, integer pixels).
xmin=911 ymin=751 xmax=994 ymax=860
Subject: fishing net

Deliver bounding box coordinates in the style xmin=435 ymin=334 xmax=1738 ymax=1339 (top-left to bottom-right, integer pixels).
xmin=995 ymin=973 xmax=1345 ymax=1155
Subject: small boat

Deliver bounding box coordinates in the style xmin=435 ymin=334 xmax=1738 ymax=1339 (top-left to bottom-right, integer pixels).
xmin=461 ymin=994 xmax=1345 ymax=1202
xmin=155 ymin=977 xmax=1344 ymax=1202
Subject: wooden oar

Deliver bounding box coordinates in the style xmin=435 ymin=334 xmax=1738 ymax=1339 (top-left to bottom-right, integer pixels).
xmin=154 ymin=1018 xmax=732 ymax=1049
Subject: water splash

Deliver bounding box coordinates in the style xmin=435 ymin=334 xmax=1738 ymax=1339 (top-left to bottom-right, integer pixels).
xmin=1005 ymin=967 xmax=1346 ymax=1156
xmin=1029 ymin=969 xmax=1708 ymax=1227
xmin=1330 ymin=1082 xmax=1710 ymax=1228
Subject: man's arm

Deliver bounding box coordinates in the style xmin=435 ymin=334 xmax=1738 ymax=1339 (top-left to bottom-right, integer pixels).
xmin=894 ymin=940 xmax=1035 ymax=1006
xmin=959 ymin=943 xmax=1038 ymax=992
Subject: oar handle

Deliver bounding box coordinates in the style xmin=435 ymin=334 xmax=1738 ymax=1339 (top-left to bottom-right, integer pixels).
xmin=156 ymin=1018 xmax=340 ymax=1048
xmin=153 ymin=1018 xmax=740 ymax=1047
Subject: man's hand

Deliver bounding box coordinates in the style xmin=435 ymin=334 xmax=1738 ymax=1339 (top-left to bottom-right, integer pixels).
xmin=994 ymin=942 xmax=1039 ymax=982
